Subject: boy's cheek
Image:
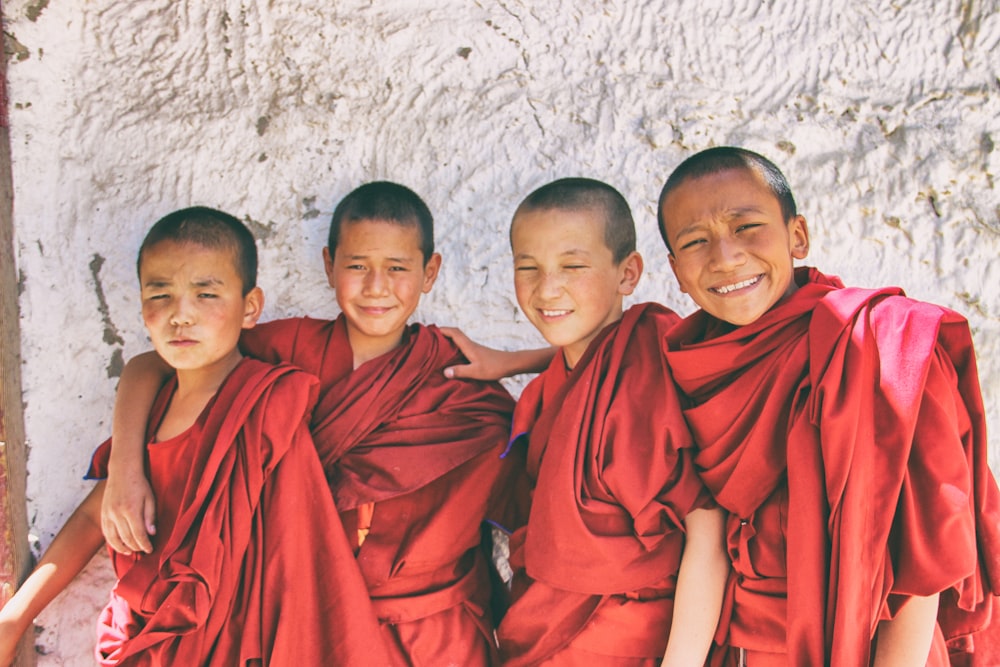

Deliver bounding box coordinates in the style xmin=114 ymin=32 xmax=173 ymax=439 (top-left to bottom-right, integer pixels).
xmin=670 ymin=265 xmax=693 ymax=295
xmin=141 ymin=305 xmax=162 ymax=326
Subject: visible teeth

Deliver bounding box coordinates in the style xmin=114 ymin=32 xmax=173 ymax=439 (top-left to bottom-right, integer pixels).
xmin=715 ymin=276 xmax=760 ymax=294
xmin=542 ymin=309 xmax=570 ymax=317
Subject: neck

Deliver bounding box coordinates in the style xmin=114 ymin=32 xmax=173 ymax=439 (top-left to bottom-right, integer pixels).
xmin=173 ymin=349 xmax=244 ymax=401
xmin=562 ymin=306 xmax=624 ymax=369
xmin=348 ymin=329 xmax=406 ymax=370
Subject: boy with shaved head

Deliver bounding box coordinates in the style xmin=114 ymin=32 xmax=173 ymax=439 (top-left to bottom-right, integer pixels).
xmin=496 ymin=178 xmax=728 ymax=666
xmin=0 ymin=207 xmax=387 ymax=665
xmin=103 ymin=184 xmax=519 ymax=665
xmin=446 ymin=151 xmax=1000 ymax=665
xmin=658 ymin=147 xmax=1000 ymax=666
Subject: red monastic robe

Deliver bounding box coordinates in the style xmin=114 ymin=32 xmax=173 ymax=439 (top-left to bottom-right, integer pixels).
xmin=88 ymin=358 xmax=390 ymax=666
xmin=242 ymin=316 xmax=519 ymax=666
xmin=496 ymin=303 xmax=716 ymax=666
xmin=664 ymin=267 xmax=1000 ymax=666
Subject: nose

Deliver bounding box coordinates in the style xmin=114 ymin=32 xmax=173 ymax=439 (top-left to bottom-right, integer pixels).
xmin=169 ymin=295 xmax=195 ymax=327
xmin=709 ymin=236 xmax=746 ymax=271
xmin=537 ymin=270 xmax=565 ymax=299
xmin=363 ymin=268 xmax=390 ymax=296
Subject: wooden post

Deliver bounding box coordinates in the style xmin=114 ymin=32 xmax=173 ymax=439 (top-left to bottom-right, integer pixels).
xmin=0 ymin=4 xmax=37 ymax=663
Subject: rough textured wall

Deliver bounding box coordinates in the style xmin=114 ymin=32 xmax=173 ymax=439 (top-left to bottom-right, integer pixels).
xmin=2 ymin=0 xmax=998 ymax=662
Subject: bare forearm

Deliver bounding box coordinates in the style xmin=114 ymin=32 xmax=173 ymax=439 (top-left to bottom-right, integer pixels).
xmin=109 ymin=351 xmax=170 ymax=472
xmin=501 ymin=347 xmax=557 ymax=376
xmin=0 ymin=484 xmax=106 ymax=639
xmin=104 ymin=351 xmax=170 ymax=553
xmin=873 ymin=593 xmax=939 ymax=667
xmin=439 ymin=326 xmax=556 ymax=380
xmin=661 ymin=507 xmax=728 ymax=667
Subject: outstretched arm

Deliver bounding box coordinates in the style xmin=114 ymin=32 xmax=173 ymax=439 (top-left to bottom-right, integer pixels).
xmin=0 ymin=482 xmax=107 ymax=667
xmin=872 ymin=593 xmax=939 ymax=667
xmin=102 ymin=351 xmax=171 ymax=555
xmin=439 ymin=327 xmax=555 ymax=381
xmin=661 ymin=507 xmax=729 ymax=667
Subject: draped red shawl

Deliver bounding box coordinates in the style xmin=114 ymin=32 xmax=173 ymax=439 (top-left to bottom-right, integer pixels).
xmin=242 ymin=316 xmax=515 ymax=509
xmin=498 ymin=303 xmax=713 ymax=664
xmin=665 ymin=267 xmax=1000 ymax=665
xmin=89 ymin=358 xmax=390 ymax=666
xmin=241 ymin=317 xmax=518 ymax=665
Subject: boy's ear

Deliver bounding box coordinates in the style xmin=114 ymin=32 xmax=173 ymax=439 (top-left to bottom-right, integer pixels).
xmin=242 ymin=286 xmax=265 ymax=329
xmin=322 ymin=247 xmax=336 ymax=289
xmin=617 ymin=251 xmax=643 ymax=296
xmin=421 ymin=253 xmax=442 ymax=294
xmin=667 ymin=253 xmax=689 ymax=294
xmin=789 ymin=215 xmax=810 ymax=260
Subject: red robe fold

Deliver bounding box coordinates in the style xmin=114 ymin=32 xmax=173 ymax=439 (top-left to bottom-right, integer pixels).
xmin=241 ymin=316 xmax=519 ymax=666
xmin=497 ymin=303 xmax=715 ymax=666
xmin=88 ymin=358 xmax=390 ymax=666
xmin=664 ymin=267 xmax=1000 ymax=666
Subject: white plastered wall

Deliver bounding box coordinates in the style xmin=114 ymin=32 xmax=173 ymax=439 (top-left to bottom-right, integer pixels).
xmin=2 ymin=1 xmax=998 ymax=662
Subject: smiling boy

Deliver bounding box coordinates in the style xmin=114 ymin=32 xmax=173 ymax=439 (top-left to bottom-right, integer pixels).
xmin=443 ymin=152 xmax=1000 ymax=665
xmin=0 ymin=207 xmax=386 ymax=666
xmin=103 ymin=184 xmax=519 ymax=666
xmin=658 ymin=147 xmax=1000 ymax=666
xmin=496 ymin=178 xmax=728 ymax=666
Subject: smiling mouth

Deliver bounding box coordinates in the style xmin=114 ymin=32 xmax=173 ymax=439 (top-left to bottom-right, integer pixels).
xmin=540 ymin=309 xmax=571 ymax=318
xmin=711 ymin=275 xmax=762 ymax=295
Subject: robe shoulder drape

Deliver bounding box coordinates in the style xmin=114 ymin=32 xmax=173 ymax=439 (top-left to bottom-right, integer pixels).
xmin=89 ymin=358 xmax=390 ymax=666
xmin=665 ymin=267 xmax=1000 ymax=666
xmin=498 ymin=303 xmax=715 ymax=666
xmin=243 ymin=317 xmax=520 ymax=666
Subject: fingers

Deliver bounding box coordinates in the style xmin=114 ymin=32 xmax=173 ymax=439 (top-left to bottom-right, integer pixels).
xmin=101 ymin=511 xmax=132 ymax=556
xmin=438 ymin=326 xmax=473 ymax=345
xmin=143 ymin=497 xmax=157 ymax=538
xmin=439 ymin=326 xmax=483 ymax=361
xmin=101 ymin=486 xmax=156 ymax=555
xmin=118 ymin=514 xmax=153 ymax=555
xmin=129 ymin=482 xmax=156 ymax=552
xmin=441 ymin=327 xmax=477 ymax=379
xmin=444 ymin=364 xmax=471 ymax=379
xmin=123 ymin=499 xmax=155 ymax=554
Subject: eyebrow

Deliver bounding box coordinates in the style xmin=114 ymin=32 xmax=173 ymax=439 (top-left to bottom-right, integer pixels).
xmin=142 ymin=277 xmax=227 ymax=289
xmin=670 ymin=221 xmax=707 ymax=242
xmin=191 ymin=277 xmax=226 ymax=287
xmin=514 ymin=248 xmax=593 ymax=261
xmin=343 ymin=254 xmax=417 ymax=264
xmin=672 ymin=206 xmax=770 ymax=239
xmin=726 ymin=206 xmax=769 ymax=219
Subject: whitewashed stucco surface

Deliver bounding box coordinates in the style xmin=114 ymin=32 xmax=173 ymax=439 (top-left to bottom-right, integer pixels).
xmin=2 ymin=0 xmax=998 ymax=663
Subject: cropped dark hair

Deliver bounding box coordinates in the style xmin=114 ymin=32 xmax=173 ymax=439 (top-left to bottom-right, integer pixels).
xmin=328 ymin=181 xmax=434 ymax=263
xmin=137 ymin=206 xmax=257 ymax=294
xmin=657 ymin=147 xmax=797 ymax=252
xmin=513 ymin=177 xmax=636 ymax=263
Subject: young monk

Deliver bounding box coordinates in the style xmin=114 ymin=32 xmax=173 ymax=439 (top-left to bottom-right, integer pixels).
xmin=103 ymin=183 xmax=520 ymax=666
xmin=657 ymin=147 xmax=1000 ymax=666
xmin=443 ymin=152 xmax=1000 ymax=666
xmin=0 ymin=207 xmax=388 ymax=666
xmin=495 ymin=178 xmax=728 ymax=666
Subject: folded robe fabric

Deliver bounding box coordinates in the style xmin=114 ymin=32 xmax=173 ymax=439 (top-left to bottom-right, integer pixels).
xmin=664 ymin=267 xmax=1000 ymax=666
xmin=241 ymin=316 xmax=520 ymax=666
xmin=88 ymin=358 xmax=391 ymax=666
xmin=497 ymin=303 xmax=714 ymax=665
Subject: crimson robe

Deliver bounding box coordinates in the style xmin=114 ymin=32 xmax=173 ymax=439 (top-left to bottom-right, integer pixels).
xmin=241 ymin=316 xmax=519 ymax=666
xmin=88 ymin=358 xmax=391 ymax=666
xmin=664 ymin=267 xmax=1000 ymax=666
xmin=496 ymin=303 xmax=716 ymax=666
